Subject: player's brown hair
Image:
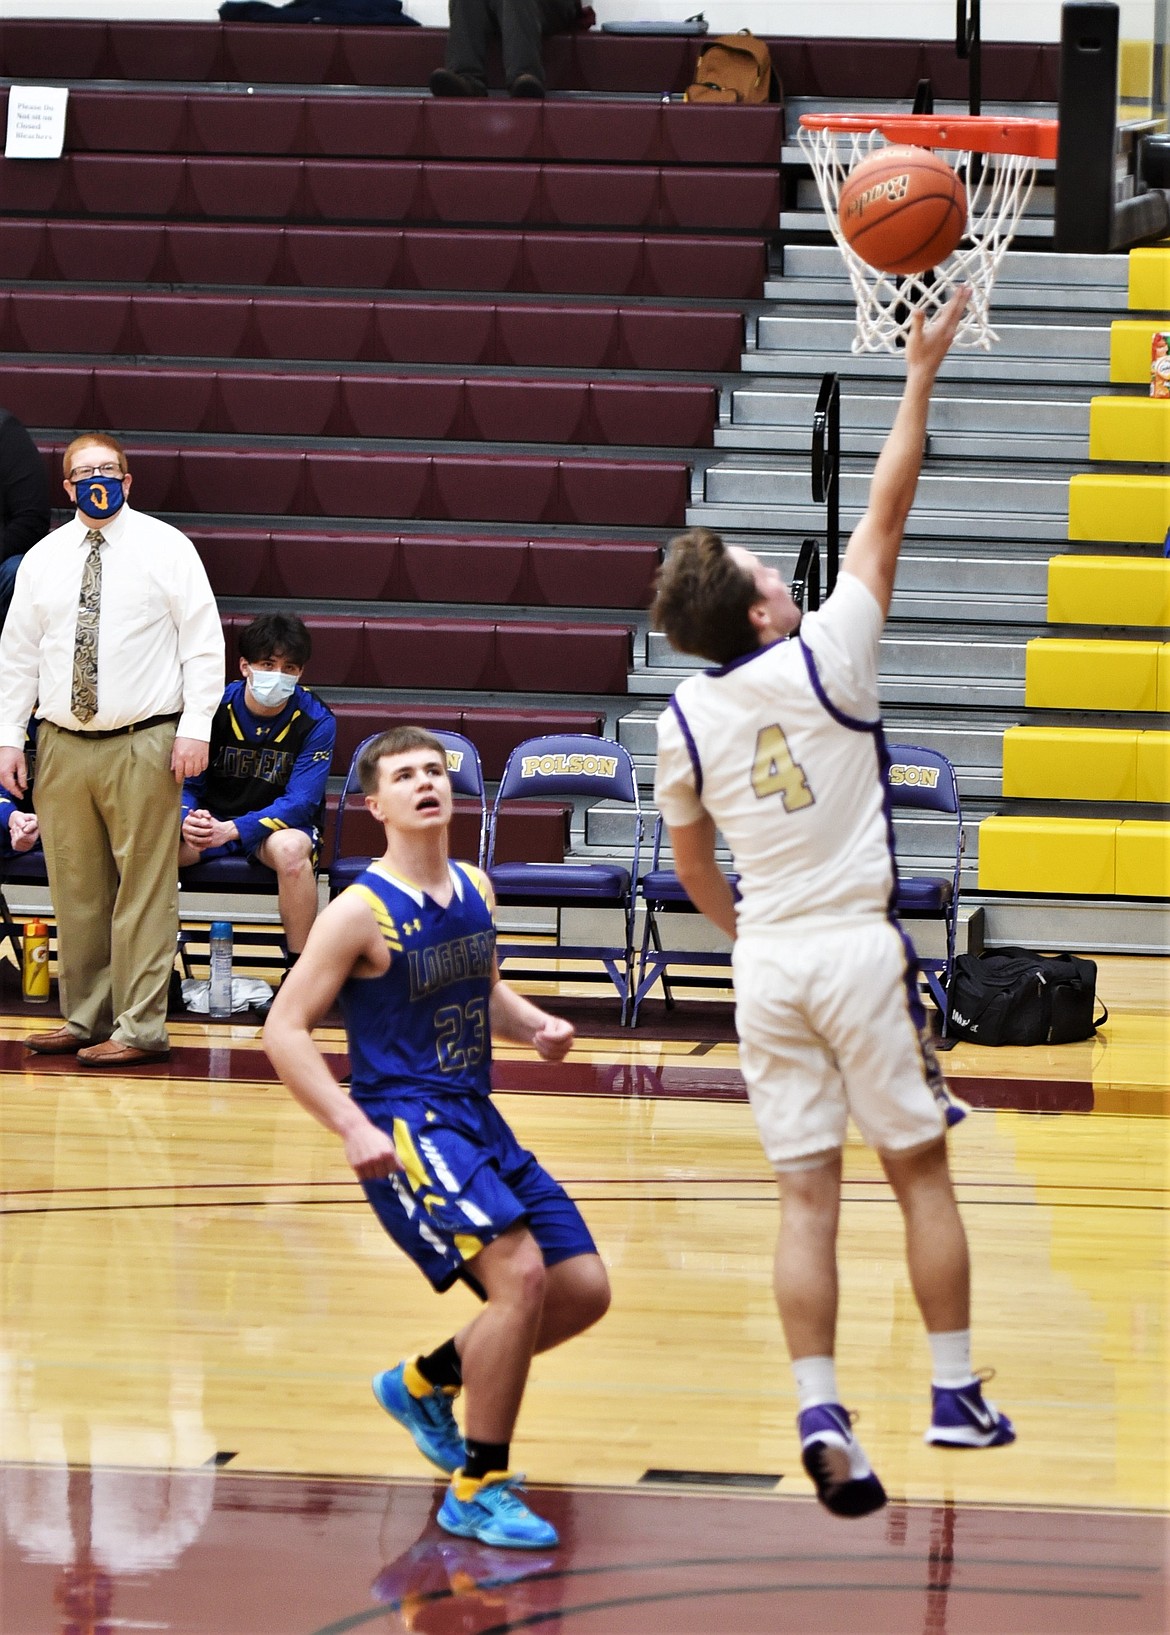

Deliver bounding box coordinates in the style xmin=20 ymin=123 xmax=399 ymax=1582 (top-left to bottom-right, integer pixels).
xmin=357 ymin=726 xmax=448 ymax=795
xmin=63 ymin=432 xmax=127 ymax=479
xmin=651 ymin=527 xmax=760 ymax=665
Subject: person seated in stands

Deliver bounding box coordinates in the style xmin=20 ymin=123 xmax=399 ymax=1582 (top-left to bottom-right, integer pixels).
xmin=180 ymin=613 xmax=335 ymax=986
xmin=0 ymin=719 xmax=39 ymax=857
xmin=430 ymin=0 xmax=587 ymax=99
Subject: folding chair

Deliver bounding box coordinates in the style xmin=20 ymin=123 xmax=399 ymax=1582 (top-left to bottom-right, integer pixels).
xmin=631 ymin=813 xmax=738 ymax=1026
xmin=886 ymin=742 xmax=965 ymax=1035
xmin=486 ymin=733 xmax=641 ymax=1023
xmin=328 ymin=728 xmax=487 ymax=897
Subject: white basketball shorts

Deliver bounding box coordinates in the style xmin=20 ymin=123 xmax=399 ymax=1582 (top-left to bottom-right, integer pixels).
xmin=732 ymin=918 xmax=947 ymax=1170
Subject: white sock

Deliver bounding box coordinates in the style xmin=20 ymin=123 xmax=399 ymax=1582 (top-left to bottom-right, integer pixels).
xmin=792 ymin=1355 xmax=839 ymax=1410
xmin=929 ymin=1329 xmax=975 ymax=1388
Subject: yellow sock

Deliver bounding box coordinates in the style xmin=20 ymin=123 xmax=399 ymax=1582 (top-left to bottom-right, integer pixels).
xmin=451 ymin=1468 xmax=511 ymax=1501
xmin=403 ymin=1357 xmax=433 ymax=1398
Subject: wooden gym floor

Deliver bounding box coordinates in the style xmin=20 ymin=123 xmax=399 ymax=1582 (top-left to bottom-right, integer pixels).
xmin=0 ymin=954 xmax=1166 ymax=1634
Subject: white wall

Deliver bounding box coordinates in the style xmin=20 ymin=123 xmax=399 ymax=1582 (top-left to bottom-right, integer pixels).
xmin=0 ymin=0 xmax=1077 ymax=43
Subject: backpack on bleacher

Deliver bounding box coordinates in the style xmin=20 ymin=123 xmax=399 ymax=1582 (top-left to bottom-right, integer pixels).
xmin=684 ymin=31 xmax=777 ymax=104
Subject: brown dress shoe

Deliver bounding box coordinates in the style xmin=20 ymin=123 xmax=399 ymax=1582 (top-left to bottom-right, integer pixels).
xmin=27 ymin=1027 xmax=90 ymax=1055
xmin=76 ymin=1039 xmax=170 ymax=1069
xmin=508 ymin=73 xmax=545 ymax=99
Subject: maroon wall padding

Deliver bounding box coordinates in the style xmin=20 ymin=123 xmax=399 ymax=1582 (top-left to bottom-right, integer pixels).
xmin=1 ymin=219 xmax=766 ymax=300
xmin=0 ymin=23 xmax=1061 ymax=101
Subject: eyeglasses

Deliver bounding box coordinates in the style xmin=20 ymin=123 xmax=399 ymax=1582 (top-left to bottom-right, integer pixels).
xmin=69 ymin=462 xmax=123 ymax=481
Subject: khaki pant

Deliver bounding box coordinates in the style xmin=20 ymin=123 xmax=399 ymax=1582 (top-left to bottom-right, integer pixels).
xmin=35 ymin=720 xmax=181 ymax=1050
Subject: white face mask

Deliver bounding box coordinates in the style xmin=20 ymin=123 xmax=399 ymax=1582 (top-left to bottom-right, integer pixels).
xmin=247 ymin=667 xmax=298 ymax=708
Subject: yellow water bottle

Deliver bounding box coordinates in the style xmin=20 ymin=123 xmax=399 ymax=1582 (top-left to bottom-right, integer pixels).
xmin=22 ymin=919 xmax=50 ymax=1003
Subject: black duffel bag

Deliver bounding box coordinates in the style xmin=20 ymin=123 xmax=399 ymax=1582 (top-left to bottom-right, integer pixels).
xmin=945 ymin=947 xmax=1108 ymax=1046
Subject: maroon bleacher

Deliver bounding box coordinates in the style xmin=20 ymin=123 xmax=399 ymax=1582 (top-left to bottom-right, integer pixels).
xmin=0 ymin=22 xmax=1059 ymax=100
xmin=0 ymin=219 xmax=766 ymax=298
xmin=189 ymin=529 xmax=658 ymax=610
xmin=218 ymin=611 xmax=632 ymax=696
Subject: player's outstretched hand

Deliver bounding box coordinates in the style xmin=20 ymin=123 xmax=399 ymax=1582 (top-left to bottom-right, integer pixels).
xmin=906 ymin=284 xmax=972 ymax=381
xmin=532 ymin=1014 xmax=575 ymax=1063
xmin=343 ymin=1118 xmax=403 ymax=1182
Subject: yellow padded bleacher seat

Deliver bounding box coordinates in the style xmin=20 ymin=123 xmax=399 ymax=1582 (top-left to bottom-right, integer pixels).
xmin=1116 ymin=821 xmax=1170 ymax=896
xmin=1048 ymin=556 xmax=1170 ymax=626
xmin=1068 ymin=473 xmax=1170 ymax=544
xmin=1136 ymin=732 xmax=1170 ymax=802
xmin=1088 ymin=398 xmax=1170 ymax=463
xmin=1002 ymin=726 xmax=1139 ymax=800
xmin=978 ymin=816 xmax=1117 ymax=894
xmin=1160 ymin=644 xmax=1170 ymax=710
xmin=1025 ymin=638 xmax=1162 ymax=711
xmin=1110 ymin=317 xmax=1170 ymax=383
xmin=1128 ymin=247 xmax=1170 ymax=313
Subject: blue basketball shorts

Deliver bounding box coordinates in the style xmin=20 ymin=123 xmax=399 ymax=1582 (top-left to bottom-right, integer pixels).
xmin=358 ymin=1091 xmax=597 ymax=1294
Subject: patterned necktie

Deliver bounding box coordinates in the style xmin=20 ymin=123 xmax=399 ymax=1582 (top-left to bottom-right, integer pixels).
xmin=70 ymin=528 xmax=104 ymax=724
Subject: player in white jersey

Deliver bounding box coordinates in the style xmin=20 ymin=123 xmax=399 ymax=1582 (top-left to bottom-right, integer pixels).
xmin=653 ymin=289 xmax=1014 ymax=1521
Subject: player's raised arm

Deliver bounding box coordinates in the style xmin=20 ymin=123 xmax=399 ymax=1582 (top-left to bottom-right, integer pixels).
xmin=842 ymin=286 xmax=971 ymax=617
xmin=263 ymin=892 xmax=402 ymax=1179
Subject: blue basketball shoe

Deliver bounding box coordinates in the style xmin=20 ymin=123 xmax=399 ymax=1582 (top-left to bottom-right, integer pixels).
xmin=798 ymin=1403 xmax=888 ymax=1518
xmin=438 ymin=1471 xmax=559 ymax=1550
xmin=372 ymin=1361 xmax=465 ymax=1474
xmin=925 ymin=1373 xmax=1016 ymax=1448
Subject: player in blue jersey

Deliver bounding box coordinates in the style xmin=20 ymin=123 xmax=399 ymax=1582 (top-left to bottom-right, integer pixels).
xmin=181 ymin=613 xmax=335 ymax=993
xmin=264 ymin=726 xmax=610 ymax=1550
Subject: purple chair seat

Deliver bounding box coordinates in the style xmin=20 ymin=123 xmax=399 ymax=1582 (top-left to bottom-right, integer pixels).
xmin=489 ymin=861 xmax=630 ymax=901
xmin=895 ymin=876 xmax=953 ymax=912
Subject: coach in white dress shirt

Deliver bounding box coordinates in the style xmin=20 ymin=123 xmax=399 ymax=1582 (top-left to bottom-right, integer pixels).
xmin=0 ymin=434 xmax=224 ymax=1067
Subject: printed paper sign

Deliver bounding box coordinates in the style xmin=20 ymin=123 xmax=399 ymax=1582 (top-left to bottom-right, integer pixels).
xmin=5 ymin=87 xmax=69 ymax=160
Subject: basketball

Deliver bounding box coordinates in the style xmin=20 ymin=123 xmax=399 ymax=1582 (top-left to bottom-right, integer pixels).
xmin=837 ymin=146 xmax=967 ymax=276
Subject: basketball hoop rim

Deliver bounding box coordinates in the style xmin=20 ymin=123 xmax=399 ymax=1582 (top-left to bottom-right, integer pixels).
xmin=798 ymin=112 xmax=1058 ymax=161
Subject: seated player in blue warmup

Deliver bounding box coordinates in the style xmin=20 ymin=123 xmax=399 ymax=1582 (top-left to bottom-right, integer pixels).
xmin=180 ymin=613 xmax=335 ymax=985
xmin=263 ymin=726 xmax=610 ymax=1551
xmin=0 ymin=718 xmax=39 ymax=857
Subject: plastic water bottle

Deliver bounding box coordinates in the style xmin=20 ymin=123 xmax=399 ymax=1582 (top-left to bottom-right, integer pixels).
xmin=208 ymin=921 xmax=233 ymax=1020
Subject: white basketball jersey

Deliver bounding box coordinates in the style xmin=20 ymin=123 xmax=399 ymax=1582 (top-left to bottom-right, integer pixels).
xmin=654 ymin=572 xmax=895 ymax=931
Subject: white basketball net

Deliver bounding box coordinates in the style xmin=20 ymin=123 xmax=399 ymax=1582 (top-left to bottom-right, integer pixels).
xmin=797 ymin=123 xmax=1041 ymax=353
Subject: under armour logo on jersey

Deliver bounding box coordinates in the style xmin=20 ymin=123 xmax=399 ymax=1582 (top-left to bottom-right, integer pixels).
xmin=403 ymin=918 xmax=423 ymax=935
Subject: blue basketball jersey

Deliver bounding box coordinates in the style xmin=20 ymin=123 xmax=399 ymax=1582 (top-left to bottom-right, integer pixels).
xmin=340 ymin=860 xmax=496 ymax=1105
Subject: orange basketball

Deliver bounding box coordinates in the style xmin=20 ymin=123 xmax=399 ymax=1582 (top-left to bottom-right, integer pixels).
xmin=837 ymin=146 xmax=967 ymax=276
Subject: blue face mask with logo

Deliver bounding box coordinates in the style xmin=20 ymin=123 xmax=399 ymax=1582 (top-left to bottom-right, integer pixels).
xmin=74 ymin=475 xmax=126 ymax=520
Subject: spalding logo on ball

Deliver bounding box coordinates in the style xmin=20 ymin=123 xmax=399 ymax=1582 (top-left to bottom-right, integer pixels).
xmin=838 ymin=146 xmax=968 ymax=276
